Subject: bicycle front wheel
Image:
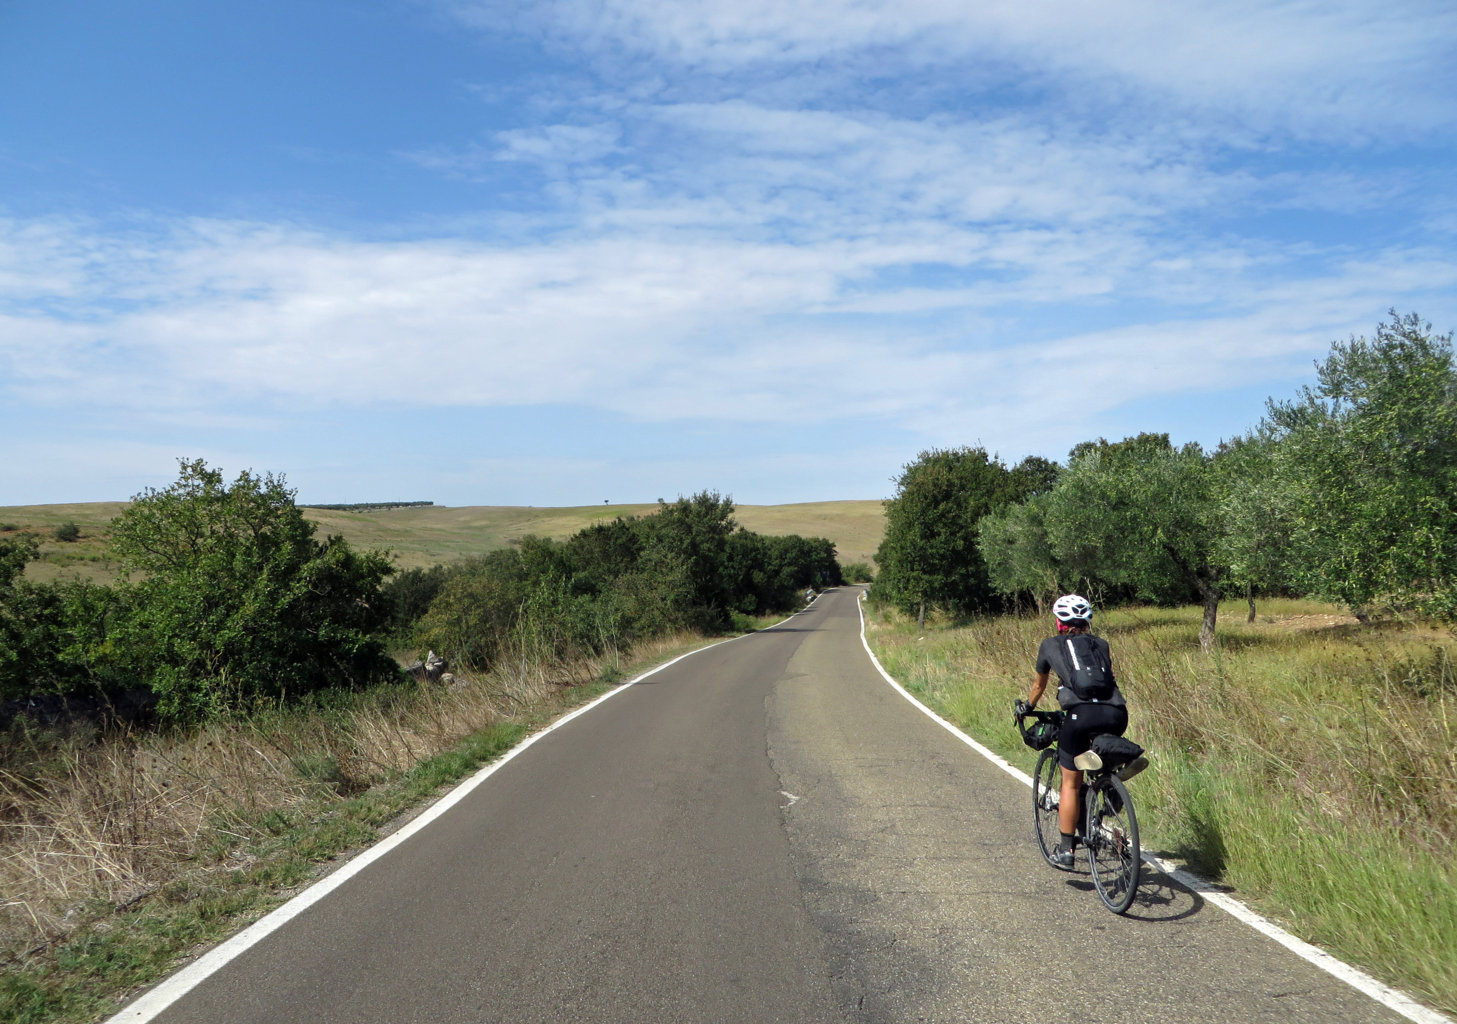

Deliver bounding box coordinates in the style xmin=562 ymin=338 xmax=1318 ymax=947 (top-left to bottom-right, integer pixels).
xmin=1085 ymin=775 xmax=1140 ymax=913
xmin=1032 ymin=747 xmax=1064 ymax=867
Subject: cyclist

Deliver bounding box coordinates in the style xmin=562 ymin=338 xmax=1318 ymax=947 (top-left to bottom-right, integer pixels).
xmin=1024 ymin=594 xmax=1143 ymax=868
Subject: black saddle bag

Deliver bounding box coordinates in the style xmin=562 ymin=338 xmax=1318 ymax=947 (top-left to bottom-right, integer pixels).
xmin=1090 ymin=733 xmax=1144 ymax=771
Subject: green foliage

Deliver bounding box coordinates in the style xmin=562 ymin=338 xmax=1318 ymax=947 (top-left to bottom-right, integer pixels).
xmin=108 ymin=459 xmax=397 ymax=720
xmin=52 ymin=522 xmax=81 ymax=543
xmin=417 ymin=492 xmax=842 ymax=671
xmin=1265 ymin=311 xmax=1457 ymax=619
xmin=0 ymin=536 xmax=41 ymax=699
xmin=978 ymin=433 xmax=1225 ymax=647
xmin=0 ymin=535 xmax=133 ymax=700
xmin=0 ymin=534 xmax=37 ymax=589
xmin=381 ymin=564 xmax=453 ymax=638
xmin=841 ymin=561 xmax=875 ymax=583
xmin=875 ymin=447 xmax=1045 ymax=618
xmin=1212 ymin=430 xmax=1301 ymax=600
xmin=979 ymin=492 xmax=1059 ymax=608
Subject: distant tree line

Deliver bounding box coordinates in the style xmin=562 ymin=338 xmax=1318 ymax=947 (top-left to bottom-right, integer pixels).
xmin=874 ymin=312 xmax=1457 ymax=649
xmin=0 ymin=467 xmax=841 ymax=721
xmin=301 ymin=501 xmax=435 ymax=512
xmin=389 ymin=492 xmax=839 ymax=673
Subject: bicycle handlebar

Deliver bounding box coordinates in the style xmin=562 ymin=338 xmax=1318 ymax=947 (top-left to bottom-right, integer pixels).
xmin=1012 ymin=699 xmax=1063 ymax=744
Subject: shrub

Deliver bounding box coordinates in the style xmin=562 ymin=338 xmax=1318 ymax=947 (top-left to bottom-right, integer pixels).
xmin=108 ymin=459 xmax=397 ymax=720
xmin=53 ymin=522 xmax=81 ymax=543
xmin=842 ymin=561 xmax=875 ymax=583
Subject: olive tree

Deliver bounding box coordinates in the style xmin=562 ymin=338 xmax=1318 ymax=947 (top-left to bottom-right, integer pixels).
xmin=1265 ymin=311 xmax=1457 ymax=619
xmin=1042 ymin=435 xmax=1225 ymax=650
xmin=1212 ymin=430 xmax=1301 ymax=621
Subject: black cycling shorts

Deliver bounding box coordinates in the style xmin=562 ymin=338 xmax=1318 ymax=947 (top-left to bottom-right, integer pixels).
xmin=1059 ymin=703 xmax=1128 ymax=770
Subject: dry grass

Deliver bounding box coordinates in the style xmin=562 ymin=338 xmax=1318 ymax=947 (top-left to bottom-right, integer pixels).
xmin=0 ymin=631 xmax=702 ymax=964
xmin=864 ymin=596 xmax=1457 ymax=1014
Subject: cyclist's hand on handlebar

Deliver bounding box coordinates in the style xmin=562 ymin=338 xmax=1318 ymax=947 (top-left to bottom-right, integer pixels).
xmin=1013 ymin=699 xmax=1030 ymax=718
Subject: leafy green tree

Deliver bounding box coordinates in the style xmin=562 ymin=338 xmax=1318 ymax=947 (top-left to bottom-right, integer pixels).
xmin=978 ymin=491 xmax=1061 ymax=611
xmin=110 ymin=459 xmax=396 ymax=719
xmin=646 ymin=491 xmax=739 ymax=628
xmin=1212 ymin=431 xmax=1301 ymax=621
xmin=381 ymin=564 xmax=454 ymax=639
xmin=875 ymin=448 xmax=1036 ymax=625
xmin=417 ymin=494 xmax=841 ymax=670
xmin=1264 ymin=311 xmax=1457 ymax=619
xmin=1043 ymin=435 xmax=1224 ymax=649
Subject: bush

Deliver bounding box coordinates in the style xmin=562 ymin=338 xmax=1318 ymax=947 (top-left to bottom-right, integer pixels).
xmin=53 ymin=522 xmax=81 ymax=543
xmin=842 ymin=561 xmax=874 ymax=583
xmin=417 ymin=494 xmax=846 ymax=671
xmin=109 ymin=459 xmax=398 ymax=720
xmin=381 ymin=564 xmax=453 ymax=640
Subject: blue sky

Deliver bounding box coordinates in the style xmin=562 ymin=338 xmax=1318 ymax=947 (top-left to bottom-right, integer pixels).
xmin=2 ymin=0 xmax=1455 ymax=506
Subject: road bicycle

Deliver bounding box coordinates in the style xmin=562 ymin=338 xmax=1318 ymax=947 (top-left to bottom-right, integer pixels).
xmin=1013 ymin=701 xmax=1145 ymax=914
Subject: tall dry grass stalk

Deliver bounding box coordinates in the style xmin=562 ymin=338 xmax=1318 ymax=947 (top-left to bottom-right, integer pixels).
xmin=0 ymin=630 xmax=701 ymax=963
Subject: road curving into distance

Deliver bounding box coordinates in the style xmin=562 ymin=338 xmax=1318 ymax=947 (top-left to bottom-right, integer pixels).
xmin=113 ymin=587 xmax=1428 ymax=1024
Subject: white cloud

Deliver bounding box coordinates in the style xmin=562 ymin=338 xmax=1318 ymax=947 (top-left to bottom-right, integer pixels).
xmin=4 ymin=214 xmax=1452 ymax=443
xmin=444 ymin=0 xmax=1457 ymax=138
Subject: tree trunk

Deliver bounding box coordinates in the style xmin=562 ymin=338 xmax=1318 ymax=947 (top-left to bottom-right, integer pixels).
xmin=1201 ymin=589 xmax=1219 ymax=653
xmin=1162 ymin=542 xmax=1219 ymax=652
xmin=1246 ymin=580 xmax=1256 ymax=624
xmin=917 ymin=600 xmax=926 ymax=631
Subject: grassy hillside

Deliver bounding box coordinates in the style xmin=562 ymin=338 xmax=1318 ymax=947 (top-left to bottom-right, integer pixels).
xmin=2 ymin=499 xmax=885 ymax=582
xmin=0 ymin=503 xmax=127 ymax=584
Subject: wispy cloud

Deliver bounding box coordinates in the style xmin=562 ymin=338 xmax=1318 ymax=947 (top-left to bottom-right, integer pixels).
xmin=3 ymin=1 xmax=1454 ymax=503
xmin=4 ymin=213 xmax=1451 ymax=435
xmin=444 ymin=0 xmax=1457 ymax=138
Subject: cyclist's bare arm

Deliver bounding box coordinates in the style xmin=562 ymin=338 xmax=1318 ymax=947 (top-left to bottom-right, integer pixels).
xmin=1028 ymin=670 xmax=1050 ymax=710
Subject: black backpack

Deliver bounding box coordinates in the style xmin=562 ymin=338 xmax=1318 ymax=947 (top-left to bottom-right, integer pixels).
xmin=1062 ymin=634 xmax=1116 ymax=702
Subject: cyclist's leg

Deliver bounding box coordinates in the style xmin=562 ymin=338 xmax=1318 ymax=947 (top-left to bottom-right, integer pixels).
xmin=1058 ymin=765 xmax=1081 ymax=837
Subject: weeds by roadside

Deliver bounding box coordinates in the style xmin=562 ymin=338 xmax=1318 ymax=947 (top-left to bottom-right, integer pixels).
xmin=0 ymin=631 xmax=710 ymax=1024
xmin=863 ymin=597 xmax=1457 ymax=1017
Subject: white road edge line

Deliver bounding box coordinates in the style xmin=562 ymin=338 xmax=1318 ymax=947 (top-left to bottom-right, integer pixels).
xmin=106 ymin=605 xmax=812 ymax=1024
xmin=855 ymin=591 xmax=1452 ymax=1024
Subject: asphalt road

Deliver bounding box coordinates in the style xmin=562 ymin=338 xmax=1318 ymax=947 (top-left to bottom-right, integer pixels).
xmin=126 ymin=587 xmax=1414 ymax=1024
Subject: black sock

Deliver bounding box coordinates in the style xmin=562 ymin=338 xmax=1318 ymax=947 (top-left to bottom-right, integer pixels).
xmin=1059 ymin=831 xmax=1077 ymax=850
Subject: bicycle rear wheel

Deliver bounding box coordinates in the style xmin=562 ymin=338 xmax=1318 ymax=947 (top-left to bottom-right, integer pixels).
xmin=1032 ymin=748 xmax=1064 ymax=867
xmin=1085 ymin=775 xmax=1140 ymax=913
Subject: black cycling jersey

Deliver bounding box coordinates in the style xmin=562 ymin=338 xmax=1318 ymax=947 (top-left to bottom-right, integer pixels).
xmin=1035 ymin=633 xmax=1127 ymax=710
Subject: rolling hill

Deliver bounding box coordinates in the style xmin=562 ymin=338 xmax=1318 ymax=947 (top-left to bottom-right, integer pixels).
xmin=2 ymin=500 xmax=885 ymax=583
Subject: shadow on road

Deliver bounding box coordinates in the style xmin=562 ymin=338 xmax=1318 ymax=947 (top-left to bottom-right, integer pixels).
xmin=1125 ymin=866 xmax=1206 ymax=923
xmin=1059 ymin=864 xmax=1205 ymax=923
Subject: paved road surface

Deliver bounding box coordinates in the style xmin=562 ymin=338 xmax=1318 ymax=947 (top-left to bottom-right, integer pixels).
xmin=126 ymin=587 xmax=1413 ymax=1023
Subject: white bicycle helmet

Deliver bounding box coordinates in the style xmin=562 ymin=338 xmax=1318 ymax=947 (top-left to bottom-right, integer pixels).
xmin=1052 ymin=593 xmax=1093 ymax=624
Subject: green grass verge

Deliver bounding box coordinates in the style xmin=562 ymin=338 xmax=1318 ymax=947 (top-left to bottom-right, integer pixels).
xmin=862 ymin=597 xmax=1457 ymax=1017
